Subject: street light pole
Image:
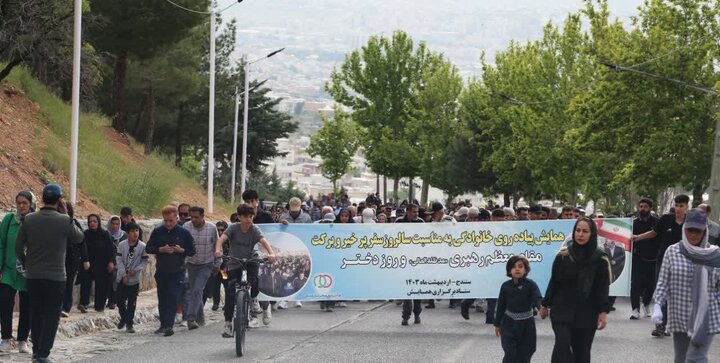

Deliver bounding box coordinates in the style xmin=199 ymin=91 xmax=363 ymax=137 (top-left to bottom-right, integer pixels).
xmin=230 ymin=86 xmax=240 ymax=204
xmin=208 ymin=2 xmax=216 ymax=213
xmin=240 ymin=61 xmax=250 ymax=196
xmin=69 ymin=0 xmax=82 ymax=203
xmin=239 ymin=48 xmax=284 ymax=196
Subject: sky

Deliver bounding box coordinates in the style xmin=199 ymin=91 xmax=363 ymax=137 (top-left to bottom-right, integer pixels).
xmin=220 ymin=0 xmax=645 ymax=99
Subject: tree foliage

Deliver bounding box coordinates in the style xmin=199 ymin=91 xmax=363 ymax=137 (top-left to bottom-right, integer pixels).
xmin=306 ymin=106 xmax=361 ymax=193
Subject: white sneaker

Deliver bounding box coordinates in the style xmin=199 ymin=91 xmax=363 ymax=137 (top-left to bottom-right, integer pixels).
xmin=295 ymin=301 xmax=302 ymax=308
xmin=178 ymin=320 xmax=188 ymax=328
xmin=262 ymin=307 xmax=272 ymax=326
xmin=251 ymin=299 xmax=262 ymax=315
xmin=222 ymin=322 xmax=233 ymax=338
xmin=643 ymin=304 xmax=651 ymax=317
xmin=630 ymin=309 xmax=640 ymax=320
xmin=0 ymin=339 xmax=12 ymax=352
xmin=18 ymin=341 xmax=30 ymax=354
xmin=337 ymin=301 xmax=347 ymax=308
xmin=277 ymin=300 xmax=288 ymax=309
xmin=248 ymin=317 xmax=261 ymax=329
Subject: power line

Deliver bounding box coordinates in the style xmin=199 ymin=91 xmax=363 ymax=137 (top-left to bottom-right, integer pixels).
xmin=218 ymin=1 xmax=240 ymax=13
xmin=164 ymin=0 xmax=210 ymax=14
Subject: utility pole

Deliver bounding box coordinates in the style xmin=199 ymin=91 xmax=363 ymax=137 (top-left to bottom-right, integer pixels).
xmin=69 ymin=0 xmax=82 ymax=203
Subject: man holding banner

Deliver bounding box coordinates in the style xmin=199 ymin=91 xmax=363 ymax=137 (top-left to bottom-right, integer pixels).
xmin=395 ymin=204 xmax=424 ymax=326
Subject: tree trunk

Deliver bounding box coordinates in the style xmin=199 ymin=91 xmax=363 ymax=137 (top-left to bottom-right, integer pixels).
xmin=503 ymin=193 xmax=511 ymax=207
xmin=383 ymin=176 xmax=387 ymax=204
xmin=174 ymin=102 xmax=186 ymax=166
xmin=376 ymin=174 xmax=380 ymax=196
xmin=407 ymin=177 xmax=414 ymax=204
xmin=393 ymin=177 xmax=399 ymax=202
xmin=0 ymin=57 xmax=22 ymax=82
xmin=143 ymin=82 xmax=155 ymax=155
xmin=692 ymin=184 xmax=704 ymax=207
xmin=132 ymin=95 xmax=148 ymax=138
xmin=111 ymin=51 xmax=129 ymax=132
xmin=512 ymin=191 xmax=520 ymax=209
xmin=420 ymin=179 xmax=429 ymax=206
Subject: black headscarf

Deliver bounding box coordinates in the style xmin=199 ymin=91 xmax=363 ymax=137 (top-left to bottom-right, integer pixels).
xmin=335 ymin=208 xmax=355 ymax=223
xmin=567 ymin=216 xmax=607 ymax=300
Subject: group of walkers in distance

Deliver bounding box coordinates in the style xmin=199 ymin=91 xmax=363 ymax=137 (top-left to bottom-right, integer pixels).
xmin=1 ymin=183 xmax=719 ymax=362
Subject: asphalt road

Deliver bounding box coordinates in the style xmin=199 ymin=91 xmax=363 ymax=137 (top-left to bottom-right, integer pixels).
xmin=80 ymin=298 xmax=719 ymax=362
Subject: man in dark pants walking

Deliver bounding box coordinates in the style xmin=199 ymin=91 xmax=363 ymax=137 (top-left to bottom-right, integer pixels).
xmin=145 ymin=205 xmax=196 ymax=337
xmin=15 ymin=184 xmax=84 ymax=363
xmin=395 ymin=204 xmax=424 ymax=326
xmin=629 ymin=198 xmax=659 ymax=320
xmin=633 ymin=194 xmax=688 ymax=337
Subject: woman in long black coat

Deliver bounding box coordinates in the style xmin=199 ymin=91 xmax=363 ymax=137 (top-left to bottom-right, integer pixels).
xmin=82 ymin=214 xmax=115 ymax=312
xmin=540 ymin=216 xmax=612 ymax=363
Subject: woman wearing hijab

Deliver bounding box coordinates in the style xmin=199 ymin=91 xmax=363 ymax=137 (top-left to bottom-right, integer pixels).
xmin=540 ymin=217 xmax=611 ymax=363
xmin=106 ymin=216 xmax=126 ymax=310
xmin=83 ymin=214 xmax=116 ymax=312
xmin=0 ymin=191 xmax=34 ymax=353
xmin=334 ymin=209 xmax=355 ymax=224
xmin=653 ymin=208 xmax=720 ymax=363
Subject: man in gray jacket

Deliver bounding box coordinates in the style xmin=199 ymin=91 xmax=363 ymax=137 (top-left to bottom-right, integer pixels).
xmin=115 ymin=222 xmax=149 ymax=333
xmin=15 ymin=184 xmax=84 ymax=363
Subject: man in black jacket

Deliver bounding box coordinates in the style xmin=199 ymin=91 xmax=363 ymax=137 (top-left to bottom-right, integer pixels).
xmin=396 ymin=204 xmax=424 ymax=326
xmin=633 ymin=194 xmax=688 ymax=337
xmin=629 ymin=198 xmax=659 ymax=320
xmin=145 ymin=205 xmax=196 ymax=337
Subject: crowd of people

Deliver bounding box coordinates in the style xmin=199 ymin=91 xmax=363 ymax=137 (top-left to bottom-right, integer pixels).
xmin=2 ymin=184 xmax=720 ymax=362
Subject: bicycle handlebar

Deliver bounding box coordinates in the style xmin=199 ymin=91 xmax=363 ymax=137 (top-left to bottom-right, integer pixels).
xmin=220 ymin=256 xmax=268 ymax=265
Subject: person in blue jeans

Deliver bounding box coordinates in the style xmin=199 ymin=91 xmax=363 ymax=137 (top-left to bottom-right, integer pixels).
xmin=145 ymin=205 xmax=195 ymax=337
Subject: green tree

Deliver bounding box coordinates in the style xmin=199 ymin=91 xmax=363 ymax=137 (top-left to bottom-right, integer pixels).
xmin=306 ymin=106 xmax=360 ymax=194
xmin=410 ymin=55 xmax=464 ymax=204
xmin=574 ymin=0 xmax=719 ymax=205
xmin=88 ymin=0 xmax=207 ymax=131
xmin=327 ymin=30 xmax=435 ymax=199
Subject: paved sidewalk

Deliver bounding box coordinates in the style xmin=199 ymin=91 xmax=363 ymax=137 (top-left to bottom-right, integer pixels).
xmin=0 ymin=288 xmax=176 ymax=362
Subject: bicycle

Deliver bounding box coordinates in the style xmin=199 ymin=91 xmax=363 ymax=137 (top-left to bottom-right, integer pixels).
xmin=221 ymin=256 xmax=268 ymax=357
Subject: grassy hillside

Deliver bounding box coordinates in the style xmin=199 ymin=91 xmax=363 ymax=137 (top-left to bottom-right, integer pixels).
xmin=5 ymin=67 xmax=231 ymax=217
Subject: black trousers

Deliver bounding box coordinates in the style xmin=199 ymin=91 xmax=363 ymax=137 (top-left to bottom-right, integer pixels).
xmin=486 ymin=299 xmax=497 ymax=323
xmin=224 ymin=265 xmax=259 ymax=322
xmin=500 ymin=317 xmax=536 ymax=363
xmin=402 ymin=300 xmax=422 ymax=320
xmin=92 ymin=272 xmax=111 ymax=311
xmin=27 ymin=279 xmax=64 ymax=359
xmin=63 ymin=262 xmax=79 ymax=312
xmin=107 ymin=271 xmax=117 ymax=306
xmin=630 ymin=256 xmax=656 ymax=310
xmin=116 ymin=283 xmax=139 ymax=326
xmin=655 ymin=261 xmax=668 ymax=325
xmin=0 ymin=283 xmax=30 ymax=341
xmin=550 ymin=320 xmax=596 ymax=363
xmin=78 ymin=270 xmax=92 ymax=307
xmin=155 ymin=272 xmax=184 ymax=329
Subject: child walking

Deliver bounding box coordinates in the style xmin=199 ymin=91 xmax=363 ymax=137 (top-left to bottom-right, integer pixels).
xmin=494 ymin=255 xmax=542 ymax=363
xmin=115 ymin=223 xmax=149 ymax=333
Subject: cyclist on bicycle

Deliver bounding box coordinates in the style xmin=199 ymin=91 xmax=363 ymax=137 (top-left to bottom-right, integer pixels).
xmin=214 ymin=204 xmax=276 ymax=336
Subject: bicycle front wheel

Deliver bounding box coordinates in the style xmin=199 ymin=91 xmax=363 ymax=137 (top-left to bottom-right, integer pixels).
xmin=235 ymin=289 xmax=250 ymax=357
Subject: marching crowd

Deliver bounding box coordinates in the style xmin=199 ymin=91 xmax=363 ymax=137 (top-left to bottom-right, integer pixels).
xmin=2 ymin=184 xmax=720 ymax=362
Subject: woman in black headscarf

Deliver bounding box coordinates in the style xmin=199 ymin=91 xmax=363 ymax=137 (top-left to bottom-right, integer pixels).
xmin=539 ymin=216 xmax=612 ymax=363
xmin=82 ymin=214 xmax=115 ymax=312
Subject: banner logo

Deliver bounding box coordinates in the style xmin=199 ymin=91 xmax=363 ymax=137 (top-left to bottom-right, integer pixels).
xmin=313 ymin=274 xmax=333 ymax=289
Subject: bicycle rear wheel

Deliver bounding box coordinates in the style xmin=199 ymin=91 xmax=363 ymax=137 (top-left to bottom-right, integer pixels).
xmin=235 ymin=289 xmax=250 ymax=357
